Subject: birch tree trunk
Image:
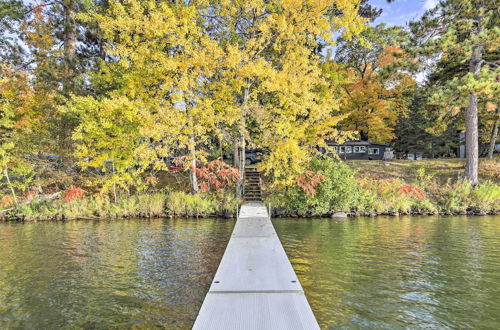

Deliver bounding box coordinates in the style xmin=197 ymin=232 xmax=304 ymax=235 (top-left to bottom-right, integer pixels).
xmin=236 ymin=87 xmax=249 ymax=198
xmin=112 ymin=160 xmax=117 ymax=203
xmin=189 ymin=135 xmax=199 ymax=193
xmin=4 ymin=168 xmax=18 ymax=206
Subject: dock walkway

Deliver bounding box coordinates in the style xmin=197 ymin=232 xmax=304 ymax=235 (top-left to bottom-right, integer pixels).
xmin=193 ymin=202 xmax=319 ymax=330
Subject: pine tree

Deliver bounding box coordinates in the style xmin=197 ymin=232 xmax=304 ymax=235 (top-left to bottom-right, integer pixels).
xmin=394 ymin=88 xmax=460 ymax=158
xmin=410 ymin=0 xmax=499 ymax=184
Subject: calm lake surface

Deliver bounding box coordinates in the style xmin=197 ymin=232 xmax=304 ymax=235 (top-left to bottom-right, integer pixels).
xmin=1 ymin=216 xmax=499 ymax=329
xmin=274 ymin=216 xmax=500 ymax=329
xmin=0 ymin=218 xmax=234 ymax=329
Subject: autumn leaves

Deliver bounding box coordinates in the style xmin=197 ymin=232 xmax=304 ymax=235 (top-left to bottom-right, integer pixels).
xmin=66 ymin=0 xmax=367 ymax=193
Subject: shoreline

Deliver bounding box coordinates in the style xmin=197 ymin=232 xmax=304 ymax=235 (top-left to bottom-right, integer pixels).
xmin=274 ymin=209 xmax=500 ymax=218
xmin=2 ymin=209 xmax=499 ymax=222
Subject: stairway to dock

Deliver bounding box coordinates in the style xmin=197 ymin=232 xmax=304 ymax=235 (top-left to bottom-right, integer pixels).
xmin=243 ymin=167 xmax=262 ymax=202
xmin=193 ymin=202 xmax=319 ymax=329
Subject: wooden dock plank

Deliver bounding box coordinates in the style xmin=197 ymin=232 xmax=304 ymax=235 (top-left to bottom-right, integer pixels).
xmin=193 ymin=202 xmax=319 ymax=329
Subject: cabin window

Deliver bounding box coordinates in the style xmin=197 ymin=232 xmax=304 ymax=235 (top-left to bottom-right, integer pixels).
xmin=368 ymin=148 xmax=379 ymax=155
xmin=339 ymin=146 xmax=345 ymax=154
xmin=345 ymin=146 xmax=352 ymax=153
xmin=354 ymin=146 xmax=366 ymax=153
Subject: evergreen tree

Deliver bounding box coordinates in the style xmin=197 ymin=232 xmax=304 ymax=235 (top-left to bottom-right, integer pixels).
xmin=410 ymin=0 xmax=499 ymax=184
xmin=0 ymin=0 xmax=25 ymax=65
xmin=394 ymin=88 xmax=460 ymax=158
xmin=204 ymin=0 xmax=367 ymax=189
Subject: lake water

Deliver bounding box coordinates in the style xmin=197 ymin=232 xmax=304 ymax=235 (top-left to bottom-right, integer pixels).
xmin=0 ymin=219 xmax=234 ymax=329
xmin=274 ymin=216 xmax=500 ymax=329
xmin=1 ymin=216 xmax=499 ymax=329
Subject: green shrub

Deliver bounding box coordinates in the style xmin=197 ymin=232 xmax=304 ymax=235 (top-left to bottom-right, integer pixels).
xmin=166 ymin=191 xmax=189 ymax=215
xmin=267 ymin=158 xmax=363 ymax=216
xmin=471 ymin=181 xmax=500 ymax=211
xmin=137 ymin=193 xmax=167 ymax=217
xmin=415 ymin=167 xmax=434 ymax=187
xmin=436 ymin=180 xmax=472 ymax=211
xmin=3 ymin=193 xmax=169 ymax=220
xmin=185 ymin=193 xmax=216 ymax=216
xmin=216 ymin=191 xmax=240 ymax=214
xmin=356 ymin=177 xmax=421 ymax=213
xmin=416 ymin=198 xmax=438 ymax=212
xmin=166 ymin=191 xmax=216 ymax=216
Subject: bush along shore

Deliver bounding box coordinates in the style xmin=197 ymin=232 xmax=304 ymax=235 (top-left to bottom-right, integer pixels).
xmin=265 ymin=159 xmax=500 ymax=218
xmin=2 ymin=159 xmax=499 ymax=221
xmin=1 ymin=191 xmax=241 ymax=221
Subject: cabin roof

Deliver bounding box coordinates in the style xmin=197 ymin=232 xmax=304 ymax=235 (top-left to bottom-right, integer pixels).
xmin=325 ymin=140 xmax=389 ymax=147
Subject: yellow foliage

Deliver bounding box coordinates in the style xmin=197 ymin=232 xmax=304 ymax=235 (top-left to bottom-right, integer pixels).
xmin=340 ymin=44 xmax=415 ymax=143
xmin=69 ymin=0 xmax=367 ymax=191
xmin=207 ymin=0 xmax=367 ymax=186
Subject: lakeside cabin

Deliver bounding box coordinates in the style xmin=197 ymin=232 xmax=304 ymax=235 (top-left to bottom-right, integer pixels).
xmin=323 ymin=140 xmax=392 ymax=160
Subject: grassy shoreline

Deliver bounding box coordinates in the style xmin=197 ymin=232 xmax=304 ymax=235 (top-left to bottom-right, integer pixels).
xmin=2 ymin=198 xmax=498 ymax=222
xmin=1 ymin=198 xmax=498 ymax=222
xmin=1 ymin=191 xmax=241 ymax=221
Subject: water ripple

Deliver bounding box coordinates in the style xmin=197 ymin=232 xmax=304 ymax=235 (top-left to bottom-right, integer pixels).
xmin=0 ymin=218 xmax=234 ymax=329
xmin=273 ymin=215 xmax=500 ymax=329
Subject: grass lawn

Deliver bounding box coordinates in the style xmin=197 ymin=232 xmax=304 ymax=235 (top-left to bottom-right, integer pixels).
xmin=347 ymin=157 xmax=500 ymax=184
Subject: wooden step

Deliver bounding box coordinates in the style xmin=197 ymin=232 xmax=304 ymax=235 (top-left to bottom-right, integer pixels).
xmin=244 ymin=168 xmax=262 ymax=201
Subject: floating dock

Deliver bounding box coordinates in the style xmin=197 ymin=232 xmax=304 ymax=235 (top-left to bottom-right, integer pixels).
xmin=193 ymin=202 xmax=319 ymax=330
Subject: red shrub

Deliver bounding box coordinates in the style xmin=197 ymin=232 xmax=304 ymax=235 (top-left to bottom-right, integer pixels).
xmin=1 ymin=194 xmax=15 ymax=208
xmin=22 ymin=189 xmax=39 ymax=202
xmin=398 ymin=184 xmax=426 ymax=200
xmin=64 ymin=186 xmax=86 ymax=202
xmin=296 ymin=170 xmax=325 ymax=196
xmin=195 ymin=160 xmax=240 ymax=192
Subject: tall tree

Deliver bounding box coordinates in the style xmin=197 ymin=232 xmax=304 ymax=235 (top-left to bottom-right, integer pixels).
xmin=335 ymin=24 xmax=414 ymax=143
xmin=4 ymin=0 xmax=106 ymax=171
xmin=410 ymin=0 xmax=499 ymax=184
xmin=206 ymin=0 xmax=367 ymax=190
xmin=71 ymin=0 xmax=231 ymax=194
xmin=394 ymin=87 xmax=460 ymax=158
xmin=0 ymin=64 xmax=35 ymax=204
xmin=486 ymin=106 xmax=499 ymax=158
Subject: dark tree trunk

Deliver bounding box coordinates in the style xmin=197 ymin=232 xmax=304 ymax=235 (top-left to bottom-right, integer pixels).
xmin=63 ymin=0 xmax=77 ymax=92
xmin=487 ymin=108 xmax=499 ymax=159
xmin=464 ymin=8 xmax=484 ymax=185
xmin=97 ymin=0 xmax=108 ymax=60
xmin=233 ymin=137 xmax=239 ymax=168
